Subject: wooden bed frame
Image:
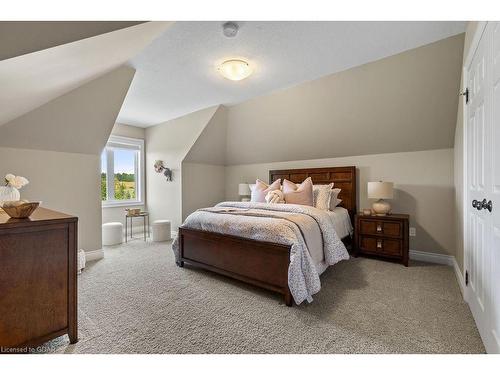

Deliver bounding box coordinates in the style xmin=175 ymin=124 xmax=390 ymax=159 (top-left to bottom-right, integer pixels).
xmin=177 ymin=166 xmax=357 ymax=306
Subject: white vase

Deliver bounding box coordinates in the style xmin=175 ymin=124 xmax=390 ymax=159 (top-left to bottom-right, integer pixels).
xmin=0 ymin=186 xmax=20 ymax=207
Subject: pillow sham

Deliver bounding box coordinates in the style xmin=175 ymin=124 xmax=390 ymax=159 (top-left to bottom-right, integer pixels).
xmin=329 ymin=188 xmax=342 ymax=209
xmin=282 ymin=177 xmax=314 ymax=206
xmin=250 ymin=179 xmax=281 ymax=203
xmin=313 ymin=183 xmax=334 ymax=210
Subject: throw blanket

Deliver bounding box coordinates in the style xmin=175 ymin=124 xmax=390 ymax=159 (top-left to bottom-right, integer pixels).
xmin=172 ymin=201 xmax=350 ymax=304
xmin=265 ymin=189 xmax=285 ymax=203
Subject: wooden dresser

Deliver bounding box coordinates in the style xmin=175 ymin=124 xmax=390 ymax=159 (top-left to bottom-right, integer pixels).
xmin=0 ymin=207 xmax=78 ymax=349
xmin=354 ymin=213 xmax=409 ymax=266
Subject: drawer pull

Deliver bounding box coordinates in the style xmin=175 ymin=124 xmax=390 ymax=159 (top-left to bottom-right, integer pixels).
xmin=377 ymin=240 xmax=383 ymax=249
xmin=376 ymin=224 xmax=382 ymax=232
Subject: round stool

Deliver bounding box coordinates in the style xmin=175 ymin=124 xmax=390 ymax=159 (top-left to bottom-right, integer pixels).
xmin=152 ymin=220 xmax=171 ymax=242
xmin=102 ymin=222 xmax=123 ymax=246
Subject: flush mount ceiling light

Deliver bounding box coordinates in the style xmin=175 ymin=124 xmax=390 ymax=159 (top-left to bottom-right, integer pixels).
xmin=218 ymin=59 xmax=253 ymax=81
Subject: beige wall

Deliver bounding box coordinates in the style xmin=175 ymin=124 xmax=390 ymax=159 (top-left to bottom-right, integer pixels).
xmin=226 ymin=149 xmax=455 ymax=256
xmin=454 ymin=22 xmax=481 ymax=275
xmin=225 ymin=34 xmax=464 ymax=165
xmin=101 ymin=123 xmax=147 ymax=229
xmin=180 ymin=106 xmax=228 ymax=220
xmin=182 ymin=162 xmax=226 ymax=220
xmin=0 ymin=67 xmax=135 ymax=253
xmin=111 ymin=122 xmax=146 ymax=139
xmin=0 ymin=147 xmax=101 ymax=251
xmin=145 ymin=106 xmax=219 ymax=230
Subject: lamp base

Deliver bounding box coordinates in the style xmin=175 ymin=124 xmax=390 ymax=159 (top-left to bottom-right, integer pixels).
xmin=372 ymin=199 xmax=391 ymax=216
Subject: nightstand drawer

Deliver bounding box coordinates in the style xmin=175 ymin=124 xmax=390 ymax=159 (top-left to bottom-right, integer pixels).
xmin=359 ymin=236 xmax=402 ymax=256
xmin=359 ymin=219 xmax=402 ymax=238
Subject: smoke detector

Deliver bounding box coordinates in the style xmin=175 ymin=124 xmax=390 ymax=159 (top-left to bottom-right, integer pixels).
xmin=222 ymin=22 xmax=239 ymax=38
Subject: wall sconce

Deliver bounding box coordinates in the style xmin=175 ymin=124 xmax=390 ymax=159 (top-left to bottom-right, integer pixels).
xmin=154 ymin=160 xmax=172 ymax=181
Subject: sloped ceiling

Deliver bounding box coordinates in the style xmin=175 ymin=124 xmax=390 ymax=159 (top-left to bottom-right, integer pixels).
xmin=118 ymin=21 xmax=466 ymax=127
xmin=183 ymin=105 xmax=227 ymax=165
xmin=224 ymin=34 xmax=465 ymax=165
xmin=0 ymin=21 xmax=144 ymax=60
xmin=0 ymin=21 xmax=172 ymax=127
xmin=0 ymin=65 xmax=135 ymax=155
xmin=146 ymin=105 xmax=220 ymax=165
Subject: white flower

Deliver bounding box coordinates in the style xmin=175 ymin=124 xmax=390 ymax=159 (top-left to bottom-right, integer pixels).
xmin=5 ymin=175 xmax=29 ymax=189
xmin=13 ymin=176 xmax=29 ymax=189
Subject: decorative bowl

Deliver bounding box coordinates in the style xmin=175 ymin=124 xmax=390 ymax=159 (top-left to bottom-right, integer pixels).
xmin=2 ymin=201 xmax=40 ymax=218
xmin=126 ymin=208 xmax=141 ymax=216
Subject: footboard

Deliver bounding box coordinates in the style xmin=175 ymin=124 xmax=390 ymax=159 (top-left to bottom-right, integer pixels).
xmin=178 ymin=227 xmax=293 ymax=306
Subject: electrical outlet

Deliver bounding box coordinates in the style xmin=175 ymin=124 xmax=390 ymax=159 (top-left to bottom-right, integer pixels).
xmin=409 ymin=227 xmax=416 ymax=237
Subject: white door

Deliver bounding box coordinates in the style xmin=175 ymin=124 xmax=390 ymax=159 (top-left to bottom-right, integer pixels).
xmin=490 ymin=21 xmax=500 ymax=353
xmin=465 ymin=21 xmax=500 ymax=354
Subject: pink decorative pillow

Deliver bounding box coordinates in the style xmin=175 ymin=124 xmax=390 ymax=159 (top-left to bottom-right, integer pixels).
xmin=282 ymin=177 xmax=314 ymax=206
xmin=250 ymin=179 xmax=281 ymax=203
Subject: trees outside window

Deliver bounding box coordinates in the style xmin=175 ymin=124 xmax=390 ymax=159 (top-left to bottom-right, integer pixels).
xmin=101 ymin=136 xmax=144 ymax=207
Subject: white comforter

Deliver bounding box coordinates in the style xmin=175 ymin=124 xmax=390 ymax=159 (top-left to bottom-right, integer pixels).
xmin=172 ymin=201 xmax=350 ymax=304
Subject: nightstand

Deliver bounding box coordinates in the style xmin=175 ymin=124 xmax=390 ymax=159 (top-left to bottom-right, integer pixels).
xmin=353 ymin=213 xmax=409 ymax=266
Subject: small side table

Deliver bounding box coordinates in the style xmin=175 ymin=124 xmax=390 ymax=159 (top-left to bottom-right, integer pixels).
xmin=125 ymin=212 xmax=150 ymax=242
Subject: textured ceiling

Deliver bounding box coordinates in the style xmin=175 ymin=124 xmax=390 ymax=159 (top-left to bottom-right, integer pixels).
xmin=118 ymin=21 xmax=467 ymax=127
xmin=0 ymin=21 xmax=172 ymax=127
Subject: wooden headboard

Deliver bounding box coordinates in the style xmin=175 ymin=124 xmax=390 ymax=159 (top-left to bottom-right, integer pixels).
xmin=269 ymin=166 xmax=357 ymax=220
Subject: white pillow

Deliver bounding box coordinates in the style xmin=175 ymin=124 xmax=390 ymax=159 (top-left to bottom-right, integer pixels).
xmin=329 ymin=188 xmax=342 ymax=210
xmin=312 ymin=183 xmax=333 ymax=210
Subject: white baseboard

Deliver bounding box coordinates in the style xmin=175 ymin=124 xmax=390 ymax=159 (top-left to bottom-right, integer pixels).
xmin=452 ymin=257 xmax=465 ymax=297
xmin=85 ymin=249 xmax=104 ymax=262
xmin=409 ymin=249 xmax=465 ymax=297
xmin=409 ymin=249 xmax=454 ymax=266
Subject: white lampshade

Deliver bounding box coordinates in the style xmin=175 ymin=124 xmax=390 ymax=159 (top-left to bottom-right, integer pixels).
xmin=238 ymin=183 xmax=251 ymax=196
xmin=368 ymin=181 xmax=394 ymax=199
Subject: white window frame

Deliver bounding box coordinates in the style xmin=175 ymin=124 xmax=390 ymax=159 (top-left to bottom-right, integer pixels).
xmin=101 ymin=135 xmax=145 ymax=208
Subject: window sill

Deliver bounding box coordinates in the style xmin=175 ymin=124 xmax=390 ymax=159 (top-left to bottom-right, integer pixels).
xmin=102 ymin=201 xmax=144 ymax=209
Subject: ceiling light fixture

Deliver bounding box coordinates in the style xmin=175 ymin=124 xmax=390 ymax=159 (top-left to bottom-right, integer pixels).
xmin=218 ymin=59 xmax=253 ymax=81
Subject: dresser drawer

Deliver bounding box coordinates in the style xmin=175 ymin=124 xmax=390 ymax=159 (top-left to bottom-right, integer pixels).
xmin=359 ymin=219 xmax=402 ymax=238
xmin=358 ymin=236 xmax=402 ymax=256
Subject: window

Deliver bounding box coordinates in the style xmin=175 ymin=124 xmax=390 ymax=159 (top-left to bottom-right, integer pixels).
xmin=101 ymin=135 xmax=144 ymax=207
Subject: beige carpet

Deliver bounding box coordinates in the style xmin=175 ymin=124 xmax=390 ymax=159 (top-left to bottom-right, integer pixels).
xmin=43 ymin=239 xmax=485 ymax=354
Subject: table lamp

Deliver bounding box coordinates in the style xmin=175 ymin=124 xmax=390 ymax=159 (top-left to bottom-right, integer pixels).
xmin=367 ymin=181 xmax=394 ymax=216
xmin=238 ymin=183 xmax=251 ymax=202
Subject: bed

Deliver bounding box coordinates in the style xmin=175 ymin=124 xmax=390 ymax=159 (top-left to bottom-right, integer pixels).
xmin=173 ymin=166 xmax=357 ymax=306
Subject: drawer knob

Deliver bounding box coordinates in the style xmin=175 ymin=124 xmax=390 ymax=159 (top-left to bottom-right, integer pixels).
xmin=377 ymin=239 xmax=382 ymax=249
xmin=376 ymin=224 xmax=382 ymax=232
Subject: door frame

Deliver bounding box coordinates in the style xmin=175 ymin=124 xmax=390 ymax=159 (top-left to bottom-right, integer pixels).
xmin=462 ymin=21 xmax=487 ymax=305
